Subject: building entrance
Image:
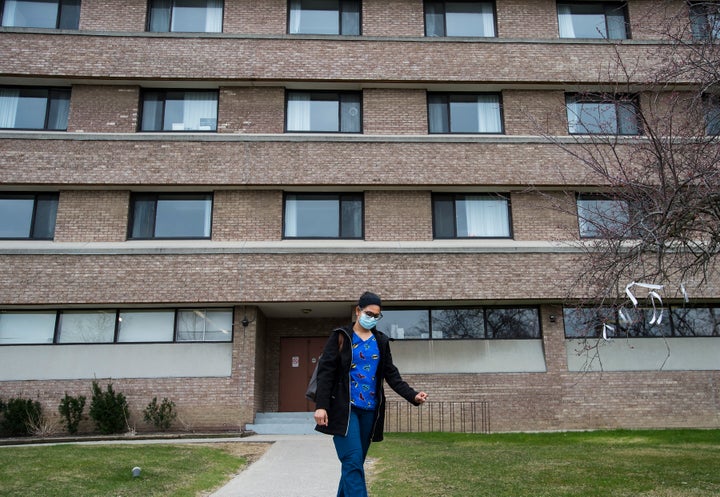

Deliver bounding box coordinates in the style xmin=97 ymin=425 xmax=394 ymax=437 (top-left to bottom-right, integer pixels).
xmin=279 ymin=336 xmax=327 ymax=412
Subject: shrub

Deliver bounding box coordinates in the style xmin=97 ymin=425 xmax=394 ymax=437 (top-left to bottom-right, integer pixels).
xmin=58 ymin=393 xmax=86 ymax=435
xmin=0 ymin=398 xmax=43 ymax=437
xmin=88 ymin=381 xmax=129 ymax=435
xmin=143 ymin=397 xmax=177 ymax=431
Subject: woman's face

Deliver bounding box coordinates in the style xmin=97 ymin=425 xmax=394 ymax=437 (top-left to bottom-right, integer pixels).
xmin=356 ymin=304 xmax=382 ymax=320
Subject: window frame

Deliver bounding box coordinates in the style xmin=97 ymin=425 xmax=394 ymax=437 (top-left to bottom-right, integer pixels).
xmin=0 ymin=192 xmax=59 ymax=240
xmin=138 ymin=89 xmax=219 ymax=132
xmin=0 ymin=308 xmax=234 ymax=345
xmin=284 ymin=90 xmax=363 ymax=133
xmin=0 ymin=0 xmax=80 ymax=29
xmin=576 ymin=193 xmax=633 ymax=239
xmin=431 ymin=192 xmax=513 ymax=239
xmin=423 ymin=0 xmax=497 ymax=38
xmin=127 ymin=192 xmax=214 ymax=240
xmin=146 ymin=0 xmax=224 ymax=33
xmin=565 ymin=93 xmax=642 ymax=135
xmin=382 ymin=306 xmax=542 ymax=340
xmin=0 ymin=86 xmax=71 ymax=131
xmin=556 ymin=1 xmax=630 ymax=40
xmin=427 ymin=92 xmax=504 ymax=134
xmin=282 ymin=192 xmax=364 ymax=239
xmin=286 ymin=0 xmax=361 ymax=35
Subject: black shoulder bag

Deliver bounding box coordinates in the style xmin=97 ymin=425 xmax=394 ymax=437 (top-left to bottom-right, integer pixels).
xmin=305 ymin=330 xmax=345 ymax=402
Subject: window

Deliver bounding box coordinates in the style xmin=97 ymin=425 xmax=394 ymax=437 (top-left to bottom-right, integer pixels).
xmin=57 ymin=310 xmax=116 ymax=343
xmin=433 ymin=193 xmax=511 ymax=238
xmin=425 ymin=1 xmax=495 ymax=37
xmin=140 ymin=90 xmax=218 ymax=131
xmin=286 ymin=91 xmax=361 ymax=132
xmin=563 ymin=305 xmax=720 ymax=338
xmin=0 ymin=193 xmax=58 ymax=239
xmin=0 ymin=308 xmax=233 ymax=345
xmin=1 ymin=0 xmax=80 ymax=29
xmin=117 ymin=310 xmax=175 ymax=342
xmin=0 ymin=87 xmax=70 ymax=130
xmin=690 ymin=1 xmax=720 ymax=39
xmin=0 ymin=311 xmax=56 ymax=344
xmin=428 ymin=93 xmax=503 ymax=133
xmin=148 ymin=0 xmax=223 ymax=32
xmin=557 ymin=2 xmax=629 ymax=39
xmin=577 ymin=194 xmax=631 ymax=238
xmin=671 ymin=307 xmax=720 ymax=336
xmin=129 ymin=193 xmax=213 ymax=239
xmin=383 ymin=307 xmax=540 ymax=340
xmin=705 ymin=94 xmax=720 ymax=135
xmin=288 ymin=0 xmax=360 ymax=35
xmin=566 ymin=94 xmax=640 ymax=135
xmin=176 ymin=308 xmax=233 ymax=341
xmin=284 ymin=193 xmax=363 ymax=238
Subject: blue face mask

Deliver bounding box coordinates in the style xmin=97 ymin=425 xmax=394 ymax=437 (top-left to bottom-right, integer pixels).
xmin=358 ymin=313 xmax=380 ymax=330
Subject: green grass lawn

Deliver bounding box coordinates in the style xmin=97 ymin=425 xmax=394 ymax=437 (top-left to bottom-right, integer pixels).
xmin=1 ymin=430 xmax=719 ymax=497
xmin=0 ymin=442 xmax=254 ymax=497
xmin=368 ymin=430 xmax=720 ymax=497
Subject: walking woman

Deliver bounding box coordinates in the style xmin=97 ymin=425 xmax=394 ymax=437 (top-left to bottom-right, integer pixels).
xmin=313 ymin=291 xmax=428 ymax=497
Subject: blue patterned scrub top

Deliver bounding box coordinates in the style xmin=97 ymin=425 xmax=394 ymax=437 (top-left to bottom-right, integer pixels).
xmin=350 ymin=332 xmax=380 ymax=410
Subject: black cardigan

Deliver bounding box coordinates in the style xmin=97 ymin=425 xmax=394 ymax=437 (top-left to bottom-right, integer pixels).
xmin=314 ymin=324 xmax=420 ymax=442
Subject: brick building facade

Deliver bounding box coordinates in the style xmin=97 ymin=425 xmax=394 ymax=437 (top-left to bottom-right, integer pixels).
xmin=1 ymin=0 xmax=718 ymax=434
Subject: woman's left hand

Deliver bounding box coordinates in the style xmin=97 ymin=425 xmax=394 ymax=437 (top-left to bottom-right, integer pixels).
xmin=415 ymin=392 xmax=428 ymax=404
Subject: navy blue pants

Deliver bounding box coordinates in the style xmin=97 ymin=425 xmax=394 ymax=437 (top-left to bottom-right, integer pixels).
xmin=333 ymin=406 xmax=376 ymax=497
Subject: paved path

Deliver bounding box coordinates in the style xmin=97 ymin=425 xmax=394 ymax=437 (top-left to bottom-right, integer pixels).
xmin=210 ymin=434 xmax=340 ymax=497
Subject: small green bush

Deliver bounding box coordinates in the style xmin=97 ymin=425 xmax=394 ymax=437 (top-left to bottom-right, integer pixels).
xmin=143 ymin=397 xmax=177 ymax=431
xmin=58 ymin=393 xmax=86 ymax=435
xmin=88 ymin=381 xmax=129 ymax=435
xmin=0 ymin=398 xmax=43 ymax=437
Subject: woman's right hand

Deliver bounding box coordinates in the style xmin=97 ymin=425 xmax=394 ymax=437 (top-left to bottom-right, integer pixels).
xmin=314 ymin=408 xmax=328 ymax=426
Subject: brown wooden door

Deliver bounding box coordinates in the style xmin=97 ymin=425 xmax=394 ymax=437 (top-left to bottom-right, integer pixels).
xmin=279 ymin=336 xmax=327 ymax=412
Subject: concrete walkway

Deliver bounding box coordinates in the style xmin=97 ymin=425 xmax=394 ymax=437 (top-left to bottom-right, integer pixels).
xmin=210 ymin=434 xmax=340 ymax=497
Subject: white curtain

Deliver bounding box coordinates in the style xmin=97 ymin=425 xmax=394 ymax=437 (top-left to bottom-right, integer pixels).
xmin=183 ymin=91 xmax=217 ymax=130
xmin=287 ymin=93 xmax=311 ymax=131
xmin=48 ymin=94 xmax=70 ymax=130
xmin=284 ymin=198 xmax=298 ymax=236
xmin=201 ymin=198 xmax=212 ymax=236
xmin=477 ymin=95 xmax=501 ymax=132
xmin=149 ymin=0 xmax=171 ymax=31
xmin=2 ymin=0 xmax=17 ymax=26
xmin=289 ymin=0 xmax=302 ymax=33
xmin=463 ymin=197 xmax=508 ymax=237
xmin=558 ymin=5 xmax=575 ymax=38
xmin=205 ymin=0 xmax=222 ymax=32
xmin=0 ymin=89 xmax=19 ymax=128
xmin=480 ymin=2 xmax=494 ymax=37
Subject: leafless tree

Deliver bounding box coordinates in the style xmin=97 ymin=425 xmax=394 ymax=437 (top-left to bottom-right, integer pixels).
xmin=542 ymin=1 xmax=720 ymax=345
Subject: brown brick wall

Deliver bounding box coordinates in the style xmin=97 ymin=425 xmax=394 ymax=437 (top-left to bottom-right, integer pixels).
xmin=511 ymin=191 xmax=578 ymax=241
xmin=212 ymin=190 xmax=283 ymax=241
xmin=503 ymin=90 xmax=567 ymax=136
xmin=498 ymin=0 xmax=559 ymax=39
xmin=54 ymin=190 xmax=129 ymax=242
xmin=363 ymin=0 xmax=425 ymax=37
xmin=67 ymin=85 xmax=139 ymax=133
xmin=217 ymin=87 xmax=285 ymax=134
xmin=363 ymin=89 xmax=428 ymax=135
xmin=79 ymin=0 xmax=147 ymax=32
xmin=0 ymin=33 xmax=677 ymax=84
xmin=365 ymin=190 xmax=433 ymax=241
xmin=8 ymin=252 xmax=715 ymax=306
xmin=224 ymin=0 xmax=287 ymax=34
xmin=0 ymin=138 xmax=616 ymax=187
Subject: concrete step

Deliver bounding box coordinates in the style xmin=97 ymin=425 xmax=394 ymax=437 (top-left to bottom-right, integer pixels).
xmin=246 ymin=412 xmax=320 ymax=435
